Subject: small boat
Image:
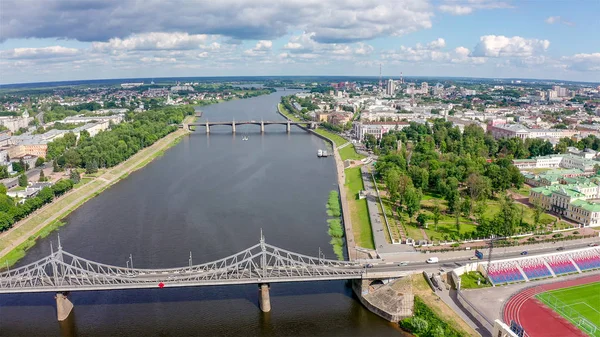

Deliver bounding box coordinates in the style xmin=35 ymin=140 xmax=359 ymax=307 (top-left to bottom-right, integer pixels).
xmin=322 ymin=150 xmax=328 ymax=157
xmin=242 ymin=136 xmax=249 ymax=141
xmin=317 ymin=149 xmax=323 ymax=157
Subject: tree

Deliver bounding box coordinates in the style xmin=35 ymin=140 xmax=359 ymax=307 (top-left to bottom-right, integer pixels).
xmin=39 ymin=169 xmax=47 ymax=182
xmin=533 ymin=200 xmax=543 ymax=232
xmin=432 ymin=200 xmax=441 ymax=231
xmin=85 ymin=160 xmax=98 ymax=174
xmin=35 ymin=157 xmax=45 ymax=167
xmin=18 ymin=173 xmax=28 ymax=187
xmin=69 ymin=170 xmax=80 ymax=184
xmin=385 ymin=168 xmax=401 ymax=202
xmin=416 ymin=213 xmax=429 ymax=228
xmin=53 ymin=160 xmax=62 ymax=172
xmin=404 ymin=186 xmax=422 ymax=220
xmin=466 ymin=173 xmax=491 ymax=202
xmin=0 ymin=165 xmax=9 ymax=179
xmin=495 ymin=194 xmax=520 ymax=237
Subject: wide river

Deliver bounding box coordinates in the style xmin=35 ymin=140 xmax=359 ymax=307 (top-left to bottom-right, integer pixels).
xmin=0 ymin=90 xmax=405 ymax=336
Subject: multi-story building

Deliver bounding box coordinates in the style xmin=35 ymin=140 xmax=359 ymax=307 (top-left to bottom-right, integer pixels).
xmin=513 ymin=154 xmax=597 ymax=172
xmin=386 ymin=79 xmax=395 ymax=96
xmin=489 ymin=123 xmax=578 ymax=140
xmin=353 ymin=121 xmax=410 ymax=141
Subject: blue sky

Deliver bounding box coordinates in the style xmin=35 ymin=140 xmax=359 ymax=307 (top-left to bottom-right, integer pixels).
xmin=0 ymin=0 xmax=598 ymax=84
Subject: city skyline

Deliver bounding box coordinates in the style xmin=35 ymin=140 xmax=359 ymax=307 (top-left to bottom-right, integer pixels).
xmin=1 ymin=0 xmax=599 ymax=84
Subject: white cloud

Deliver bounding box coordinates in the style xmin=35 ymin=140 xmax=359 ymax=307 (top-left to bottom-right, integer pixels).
xmin=561 ymin=53 xmax=600 ymax=71
xmin=0 ymin=46 xmax=79 ymax=59
xmin=439 ymin=5 xmax=473 ymax=15
xmin=544 ymin=16 xmax=574 ymax=26
xmin=243 ymin=40 xmax=273 ymax=56
xmin=438 ymin=0 xmax=512 ymax=15
xmin=428 ymin=38 xmax=446 ymax=49
xmin=383 ymin=38 xmax=484 ymax=64
xmin=92 ymin=32 xmax=210 ymax=51
xmin=1 ymin=0 xmax=434 ymax=44
xmin=471 ymin=35 xmax=550 ymax=58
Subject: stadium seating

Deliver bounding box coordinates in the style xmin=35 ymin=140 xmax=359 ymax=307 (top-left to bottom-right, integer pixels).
xmin=569 ymin=250 xmax=600 ymax=271
xmin=518 ymin=258 xmax=552 ymax=280
xmin=545 ymin=255 xmax=577 ymax=275
xmin=487 ymin=261 xmax=525 ymax=284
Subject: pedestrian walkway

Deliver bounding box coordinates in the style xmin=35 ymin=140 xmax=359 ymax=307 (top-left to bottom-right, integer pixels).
xmin=337 ymin=142 xmax=351 ymax=150
xmin=360 ymin=165 xmax=415 ymax=256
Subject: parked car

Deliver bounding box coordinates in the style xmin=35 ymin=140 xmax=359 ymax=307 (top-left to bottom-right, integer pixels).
xmin=589 ymin=243 xmax=598 ymax=247
xmin=557 ymin=247 xmax=565 ymax=251
xmin=520 ymin=251 xmax=528 ymax=255
xmin=398 ymin=261 xmax=409 ymax=266
xmin=469 ymin=256 xmax=479 ymax=261
xmin=426 ymin=257 xmax=439 ymax=264
xmin=366 ymin=263 xmax=373 ymax=268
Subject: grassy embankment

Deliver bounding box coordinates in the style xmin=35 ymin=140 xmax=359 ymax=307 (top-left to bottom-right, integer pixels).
xmin=345 ymin=167 xmax=375 ymax=250
xmin=407 ymin=274 xmax=479 ymax=337
xmin=326 ymin=190 xmax=344 ymax=260
xmin=278 ymin=103 xmax=373 ymax=249
xmin=0 ymin=116 xmax=195 ymax=268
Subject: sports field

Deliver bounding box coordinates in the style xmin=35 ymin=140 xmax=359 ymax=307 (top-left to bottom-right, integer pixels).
xmin=536 ymin=282 xmax=600 ymax=337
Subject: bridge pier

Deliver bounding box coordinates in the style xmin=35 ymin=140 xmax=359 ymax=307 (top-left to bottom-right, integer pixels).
xmin=286 ymin=121 xmax=291 ymax=133
xmin=258 ymin=283 xmax=271 ymax=312
xmin=260 ymin=121 xmax=265 ymax=133
xmin=55 ymin=292 xmax=74 ymax=321
xmin=232 ymin=121 xmax=236 ymax=134
xmin=205 ymin=122 xmax=210 ymax=134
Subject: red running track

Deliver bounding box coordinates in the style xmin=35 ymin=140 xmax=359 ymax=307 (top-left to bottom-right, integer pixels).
xmin=503 ymin=274 xmax=600 ymax=337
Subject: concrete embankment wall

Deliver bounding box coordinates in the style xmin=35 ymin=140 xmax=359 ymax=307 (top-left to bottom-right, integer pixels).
xmin=275 ymin=106 xmax=356 ymax=261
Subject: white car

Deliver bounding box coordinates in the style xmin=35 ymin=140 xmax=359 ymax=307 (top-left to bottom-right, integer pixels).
xmin=426 ymin=257 xmax=439 ymax=264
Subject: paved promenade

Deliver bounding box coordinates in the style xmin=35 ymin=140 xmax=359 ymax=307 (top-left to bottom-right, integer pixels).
xmin=360 ymin=165 xmax=415 ymax=257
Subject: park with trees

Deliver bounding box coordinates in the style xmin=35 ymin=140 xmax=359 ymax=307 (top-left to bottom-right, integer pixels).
xmin=370 ymin=119 xmax=566 ymax=244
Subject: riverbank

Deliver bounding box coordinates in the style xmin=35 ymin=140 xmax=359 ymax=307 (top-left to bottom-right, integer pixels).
xmin=276 ymin=103 xmax=372 ymax=260
xmin=0 ymin=115 xmax=195 ymax=267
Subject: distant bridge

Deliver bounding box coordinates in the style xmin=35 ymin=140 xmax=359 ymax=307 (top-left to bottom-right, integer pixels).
xmin=187 ymin=120 xmax=320 ymax=133
xmin=0 ymin=233 xmax=407 ymax=320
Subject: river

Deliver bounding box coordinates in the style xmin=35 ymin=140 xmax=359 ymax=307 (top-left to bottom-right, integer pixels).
xmin=0 ymin=90 xmax=406 ymax=336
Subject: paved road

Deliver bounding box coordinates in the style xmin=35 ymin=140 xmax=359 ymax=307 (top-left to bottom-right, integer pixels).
xmin=362 ymin=238 xmax=600 ymax=268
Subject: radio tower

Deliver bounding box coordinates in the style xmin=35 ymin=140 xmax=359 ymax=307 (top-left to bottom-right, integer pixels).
xmin=379 ymin=63 xmax=382 ymax=89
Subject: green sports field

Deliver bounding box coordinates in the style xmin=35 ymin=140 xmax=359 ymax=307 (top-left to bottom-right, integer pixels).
xmin=536 ymin=282 xmax=600 ymax=337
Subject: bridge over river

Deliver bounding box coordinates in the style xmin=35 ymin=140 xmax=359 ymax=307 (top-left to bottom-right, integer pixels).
xmin=0 ymin=234 xmax=407 ymax=321
xmin=187 ymin=120 xmax=320 ymax=133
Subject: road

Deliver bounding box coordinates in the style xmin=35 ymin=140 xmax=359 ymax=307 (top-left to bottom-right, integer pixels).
xmin=363 ymin=238 xmax=600 ymax=272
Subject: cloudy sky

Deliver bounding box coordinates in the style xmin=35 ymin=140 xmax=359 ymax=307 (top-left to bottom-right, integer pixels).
xmin=0 ymin=0 xmax=599 ymax=84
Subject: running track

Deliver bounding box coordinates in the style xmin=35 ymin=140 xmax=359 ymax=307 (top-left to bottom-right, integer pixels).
xmin=503 ymin=275 xmax=600 ymax=337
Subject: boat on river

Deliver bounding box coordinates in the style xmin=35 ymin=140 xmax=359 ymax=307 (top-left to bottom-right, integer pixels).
xmin=317 ymin=149 xmax=323 ymax=157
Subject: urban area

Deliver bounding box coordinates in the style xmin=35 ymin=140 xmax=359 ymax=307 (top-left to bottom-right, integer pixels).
xmin=0 ymin=76 xmax=599 ymax=337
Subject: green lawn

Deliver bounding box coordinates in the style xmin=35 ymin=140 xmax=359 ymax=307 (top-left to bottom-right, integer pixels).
xmin=536 ymin=282 xmax=600 ymax=337
xmin=313 ymin=128 xmax=347 ymax=147
xmin=460 ymin=271 xmax=491 ymax=289
xmin=277 ymin=103 xmax=301 ymax=122
xmin=339 ymin=144 xmax=365 ymax=161
xmin=344 ymin=167 xmax=374 ymax=249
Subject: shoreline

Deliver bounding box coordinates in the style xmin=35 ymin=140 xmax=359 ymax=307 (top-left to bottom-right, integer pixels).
xmin=276 ymin=103 xmax=358 ymax=261
xmin=0 ymin=115 xmax=195 ymax=267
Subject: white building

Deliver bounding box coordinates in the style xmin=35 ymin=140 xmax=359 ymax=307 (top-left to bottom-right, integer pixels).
xmin=386 ymin=79 xmax=395 ymax=96
xmin=353 ymin=121 xmax=410 ymax=141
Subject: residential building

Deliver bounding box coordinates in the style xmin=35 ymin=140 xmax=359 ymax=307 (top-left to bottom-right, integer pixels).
xmin=513 ymin=154 xmax=598 ymax=172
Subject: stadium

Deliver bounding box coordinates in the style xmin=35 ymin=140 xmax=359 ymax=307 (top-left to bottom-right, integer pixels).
xmin=451 ymin=246 xmax=600 ymax=337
